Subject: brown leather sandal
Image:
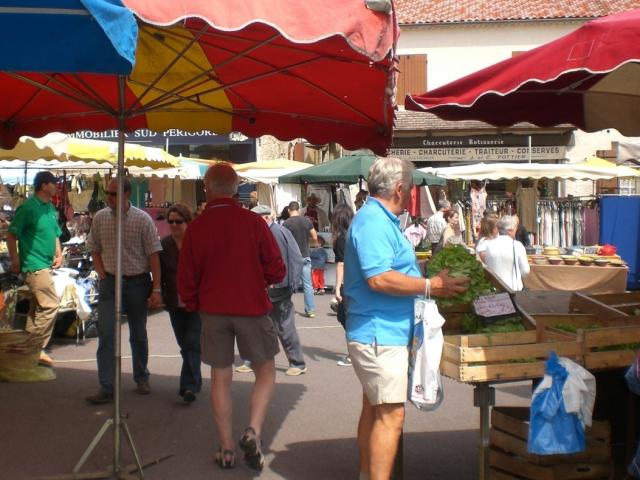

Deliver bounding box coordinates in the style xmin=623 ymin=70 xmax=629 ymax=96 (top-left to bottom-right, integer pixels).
xmin=239 ymin=427 xmax=265 ymax=472
xmin=214 ymin=448 xmax=235 ymax=469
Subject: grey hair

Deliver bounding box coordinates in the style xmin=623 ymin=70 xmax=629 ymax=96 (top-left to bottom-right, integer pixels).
xmin=204 ymin=163 xmax=239 ymax=197
xmin=497 ymin=215 xmax=517 ymax=235
xmin=367 ymin=157 xmax=414 ymax=199
xmin=438 ymin=199 xmax=451 ymax=210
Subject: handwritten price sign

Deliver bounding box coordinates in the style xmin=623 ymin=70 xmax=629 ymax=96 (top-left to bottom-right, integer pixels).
xmin=473 ymin=292 xmax=516 ymax=318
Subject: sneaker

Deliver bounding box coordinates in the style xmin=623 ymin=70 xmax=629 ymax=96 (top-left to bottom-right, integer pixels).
xmin=136 ymin=380 xmax=151 ymax=395
xmin=182 ymin=390 xmax=196 ymax=403
xmin=235 ymin=363 xmax=253 ymax=373
xmin=316 ymin=289 xmax=325 ymax=296
xmin=285 ymin=366 xmax=308 ymax=376
xmin=239 ymin=427 xmax=265 ymax=472
xmin=337 ymin=355 xmax=352 ymax=367
xmin=304 ymin=311 xmax=315 ymax=318
xmin=38 ymin=351 xmax=53 ymax=367
xmin=86 ymin=389 xmax=114 ymax=405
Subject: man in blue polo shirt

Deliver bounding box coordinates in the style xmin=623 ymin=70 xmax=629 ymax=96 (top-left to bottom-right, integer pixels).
xmin=344 ymin=157 xmax=468 ymax=480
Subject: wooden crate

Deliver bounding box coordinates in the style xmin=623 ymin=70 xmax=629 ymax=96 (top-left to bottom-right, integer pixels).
xmin=551 ymin=294 xmax=640 ymax=370
xmin=491 ymin=407 xmax=610 ymax=465
xmin=489 ymin=448 xmax=614 ymax=480
xmin=441 ymin=330 xmax=582 ymax=383
xmin=588 ymin=292 xmax=640 ymax=316
xmin=490 ymin=407 xmax=613 ymax=480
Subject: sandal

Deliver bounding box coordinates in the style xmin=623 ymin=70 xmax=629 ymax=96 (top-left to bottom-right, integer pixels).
xmin=239 ymin=427 xmax=265 ymax=472
xmin=214 ymin=448 xmax=236 ymax=469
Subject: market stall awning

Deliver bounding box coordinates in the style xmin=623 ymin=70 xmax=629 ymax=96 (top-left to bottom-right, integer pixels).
xmin=0 ymin=132 xmax=179 ymax=169
xmin=420 ymin=158 xmax=640 ymax=181
xmin=278 ymin=153 xmax=445 ymax=186
xmin=233 ymin=159 xmax=311 ymax=184
xmin=405 ymin=9 xmax=640 ymax=137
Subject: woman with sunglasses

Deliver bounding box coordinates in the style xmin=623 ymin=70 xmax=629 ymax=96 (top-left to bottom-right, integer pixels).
xmin=159 ymin=203 xmax=202 ymax=403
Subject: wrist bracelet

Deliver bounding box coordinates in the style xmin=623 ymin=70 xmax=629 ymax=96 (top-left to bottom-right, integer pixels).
xmin=152 ymin=288 xmax=161 ymax=293
xmin=424 ymin=278 xmax=431 ymax=299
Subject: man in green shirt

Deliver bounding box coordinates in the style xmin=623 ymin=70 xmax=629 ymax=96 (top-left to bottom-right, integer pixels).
xmin=7 ymin=171 xmax=63 ymax=367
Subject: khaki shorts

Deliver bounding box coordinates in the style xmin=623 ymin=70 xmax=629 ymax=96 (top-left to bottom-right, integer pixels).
xmin=200 ymin=313 xmax=280 ymax=369
xmin=348 ymin=341 xmax=409 ymax=405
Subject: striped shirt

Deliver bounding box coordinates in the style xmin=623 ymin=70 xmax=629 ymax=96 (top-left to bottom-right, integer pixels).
xmin=426 ymin=211 xmax=447 ymax=244
xmin=87 ymin=205 xmax=162 ymax=276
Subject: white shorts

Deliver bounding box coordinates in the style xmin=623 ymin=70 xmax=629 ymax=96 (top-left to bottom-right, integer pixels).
xmin=348 ymin=341 xmax=409 ymax=405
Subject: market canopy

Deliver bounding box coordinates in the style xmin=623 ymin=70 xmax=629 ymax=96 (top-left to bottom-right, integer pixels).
xmin=0 ymin=132 xmax=179 ymax=169
xmin=419 ymin=158 xmax=640 ymax=181
xmin=278 ymin=153 xmax=445 ymax=185
xmin=233 ymin=159 xmax=310 ymax=184
xmin=0 ymin=0 xmax=397 ymax=155
xmin=405 ymin=9 xmax=640 ymax=136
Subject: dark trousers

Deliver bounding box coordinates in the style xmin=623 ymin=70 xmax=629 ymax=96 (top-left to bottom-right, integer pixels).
xmin=269 ymin=293 xmax=305 ymax=368
xmin=169 ymin=308 xmax=202 ymax=394
xmin=97 ymin=274 xmax=150 ymax=394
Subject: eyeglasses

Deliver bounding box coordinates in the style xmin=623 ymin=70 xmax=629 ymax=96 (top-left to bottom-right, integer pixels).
xmin=106 ymin=192 xmax=117 ymax=197
xmin=167 ymin=219 xmax=185 ymax=225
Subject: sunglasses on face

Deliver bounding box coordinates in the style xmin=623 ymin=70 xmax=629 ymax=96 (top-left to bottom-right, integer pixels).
xmin=106 ymin=191 xmax=117 ymax=197
xmin=167 ymin=219 xmax=185 ymax=225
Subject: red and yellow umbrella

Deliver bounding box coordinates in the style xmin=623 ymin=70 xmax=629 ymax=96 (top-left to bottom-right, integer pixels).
xmin=1 ymin=0 xmax=398 ymax=154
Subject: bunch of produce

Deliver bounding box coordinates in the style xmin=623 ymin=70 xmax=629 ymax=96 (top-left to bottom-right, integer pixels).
xmin=427 ymin=244 xmax=494 ymax=307
xmin=461 ymin=313 xmax=525 ymax=335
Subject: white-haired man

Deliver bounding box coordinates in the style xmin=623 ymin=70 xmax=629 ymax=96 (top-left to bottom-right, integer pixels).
xmin=178 ymin=163 xmax=285 ymax=472
xmin=252 ymin=204 xmax=306 ymax=376
xmin=344 ymin=157 xmax=469 ymax=480
xmin=484 ymin=215 xmax=530 ymax=291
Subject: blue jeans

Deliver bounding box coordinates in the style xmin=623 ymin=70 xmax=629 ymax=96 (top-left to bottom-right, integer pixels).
xmin=169 ymin=308 xmax=202 ymax=394
xmin=301 ymin=257 xmax=315 ymax=314
xmin=96 ymin=275 xmax=150 ymax=394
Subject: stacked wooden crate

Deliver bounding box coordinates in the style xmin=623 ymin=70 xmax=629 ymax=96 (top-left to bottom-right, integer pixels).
xmin=489 ymin=407 xmax=613 ymax=480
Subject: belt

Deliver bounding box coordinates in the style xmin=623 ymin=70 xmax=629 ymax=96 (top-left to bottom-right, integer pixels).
xmin=105 ymin=272 xmax=149 ymax=280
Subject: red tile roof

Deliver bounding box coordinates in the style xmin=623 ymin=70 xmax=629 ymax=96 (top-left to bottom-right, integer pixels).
xmin=393 ymin=109 xmax=573 ymax=132
xmin=396 ymin=0 xmax=640 ymax=25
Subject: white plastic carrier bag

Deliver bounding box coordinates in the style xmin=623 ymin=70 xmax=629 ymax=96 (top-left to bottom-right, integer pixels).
xmin=408 ymin=297 xmax=445 ymax=411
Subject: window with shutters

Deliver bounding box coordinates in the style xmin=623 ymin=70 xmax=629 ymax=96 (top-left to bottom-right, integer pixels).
xmin=396 ymin=54 xmax=427 ymax=104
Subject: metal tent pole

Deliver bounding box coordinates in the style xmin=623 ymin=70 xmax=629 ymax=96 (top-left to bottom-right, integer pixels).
xmin=39 ymin=76 xmax=172 ymax=480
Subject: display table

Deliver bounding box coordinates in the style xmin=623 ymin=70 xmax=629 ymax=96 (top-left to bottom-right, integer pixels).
xmin=524 ymin=264 xmax=628 ymax=294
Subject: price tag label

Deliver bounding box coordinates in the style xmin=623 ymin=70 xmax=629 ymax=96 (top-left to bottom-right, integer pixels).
xmin=473 ymin=292 xmax=516 ymax=318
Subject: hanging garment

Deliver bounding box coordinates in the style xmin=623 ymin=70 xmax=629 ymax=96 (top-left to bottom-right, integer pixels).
xmin=469 ymin=184 xmax=487 ymax=235
xmin=583 ymin=206 xmax=600 ymax=245
xmin=148 ymin=177 xmax=165 ymax=205
xmin=180 ymin=179 xmax=197 ymax=213
xmin=130 ymin=178 xmax=149 ymax=208
xmin=516 ymin=186 xmax=538 ymax=233
xmin=69 ymin=175 xmax=94 ymax=212
xmin=195 ymin=179 xmax=206 ymax=205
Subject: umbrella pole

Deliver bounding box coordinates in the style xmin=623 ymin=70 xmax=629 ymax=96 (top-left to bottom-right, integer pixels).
xmin=47 ymin=76 xmax=165 ymax=480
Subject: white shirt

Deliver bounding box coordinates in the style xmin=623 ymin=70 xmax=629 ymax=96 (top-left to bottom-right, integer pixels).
xmin=484 ymin=235 xmax=530 ymax=291
xmin=404 ymin=223 xmax=427 ymax=247
xmin=426 ymin=211 xmax=447 ymax=244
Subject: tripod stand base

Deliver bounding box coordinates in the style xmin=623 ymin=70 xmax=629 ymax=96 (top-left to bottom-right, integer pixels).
xmin=34 ymin=414 xmax=172 ymax=480
xmin=34 ymin=456 xmax=173 ymax=480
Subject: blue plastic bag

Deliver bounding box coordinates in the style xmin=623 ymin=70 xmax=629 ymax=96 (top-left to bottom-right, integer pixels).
xmin=528 ymin=352 xmax=586 ymax=455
